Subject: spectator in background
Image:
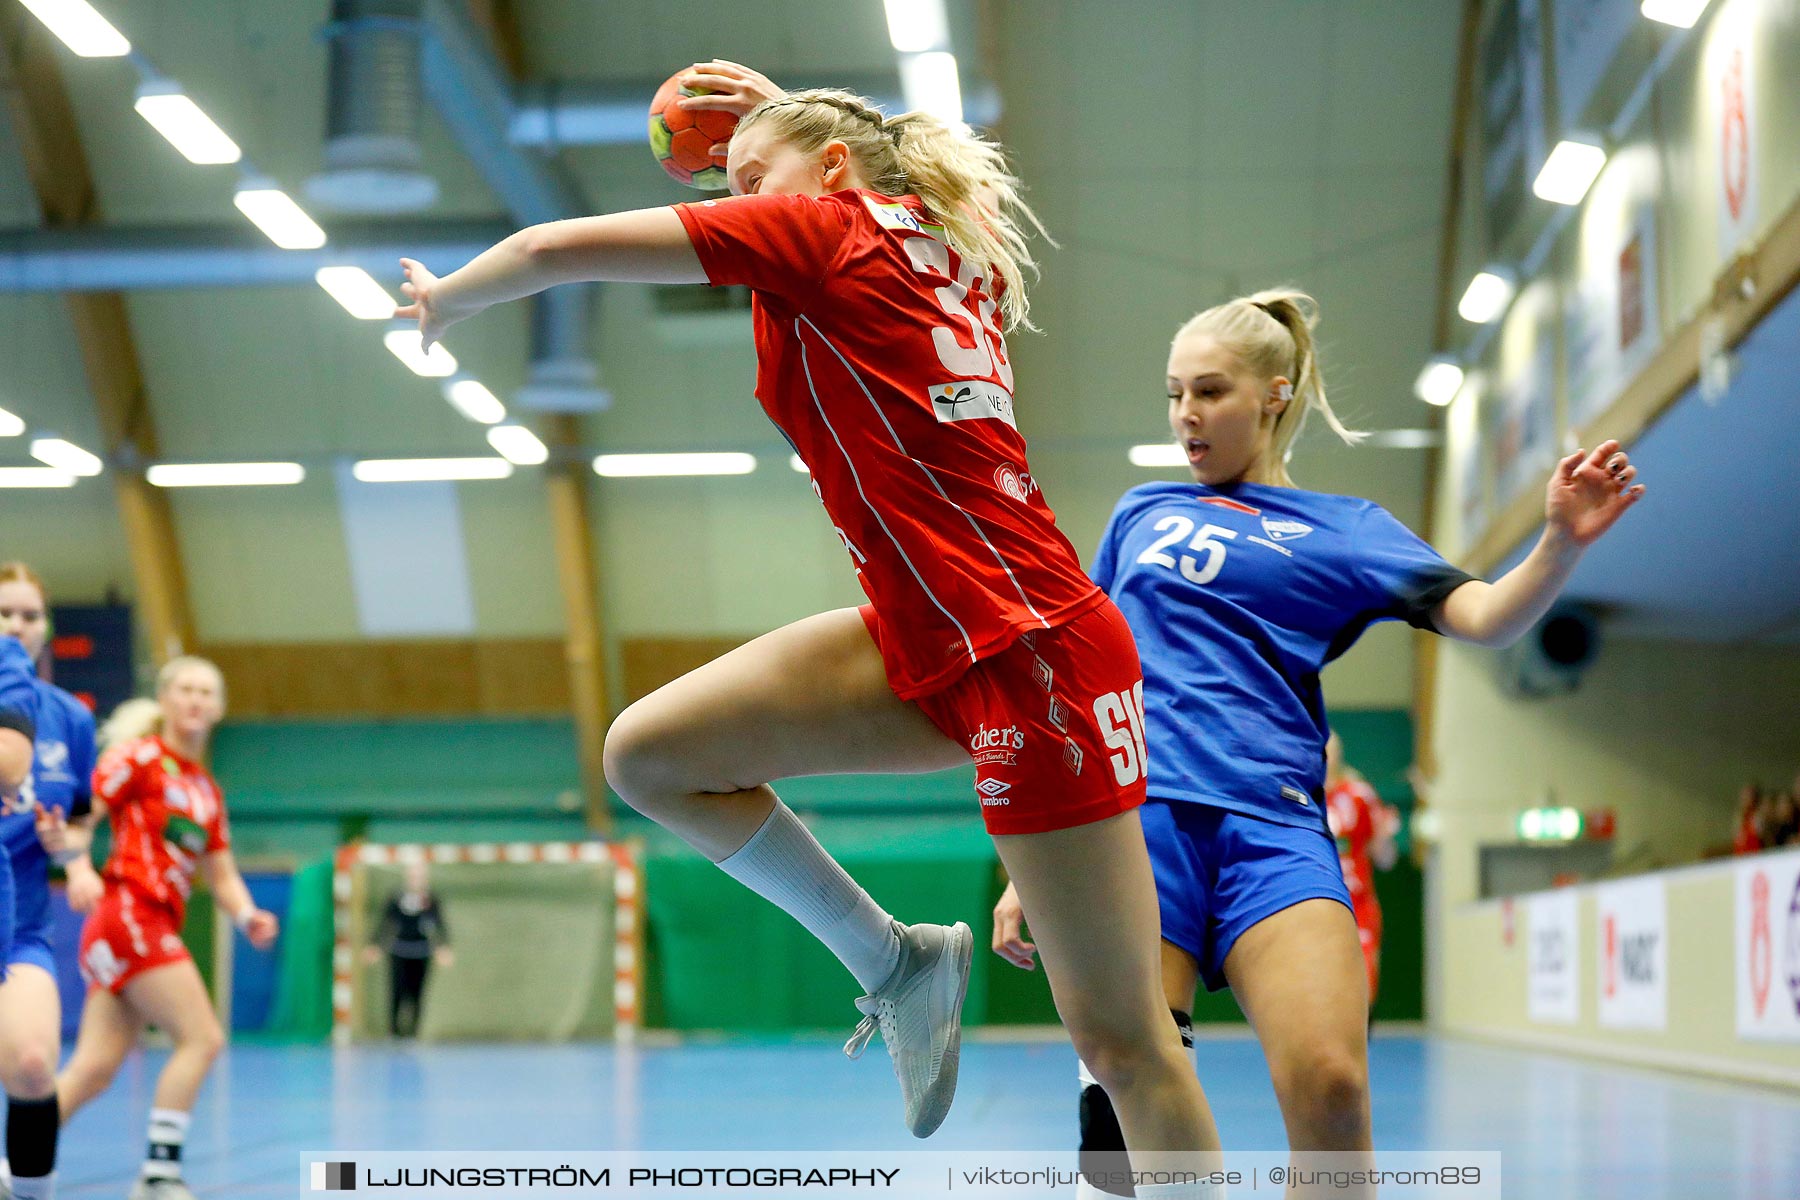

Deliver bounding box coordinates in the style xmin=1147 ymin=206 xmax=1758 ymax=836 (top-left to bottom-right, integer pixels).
xmin=363 ymin=861 xmax=452 ymax=1038
xmin=1735 ymin=785 xmax=1766 ymax=854
xmin=1768 ymin=791 xmax=1800 ymax=850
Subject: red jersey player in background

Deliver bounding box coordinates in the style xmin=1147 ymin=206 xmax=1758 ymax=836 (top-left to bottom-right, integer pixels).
xmin=1323 ymin=734 xmax=1398 ymax=1009
xmin=54 ymin=659 xmax=277 ymax=1200
xmin=398 ymin=62 xmax=1219 ymax=1186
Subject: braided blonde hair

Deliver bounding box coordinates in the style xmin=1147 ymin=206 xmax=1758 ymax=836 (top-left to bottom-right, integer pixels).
xmin=1175 ymin=288 xmax=1363 ymax=484
xmin=736 ymin=89 xmax=1048 ymax=330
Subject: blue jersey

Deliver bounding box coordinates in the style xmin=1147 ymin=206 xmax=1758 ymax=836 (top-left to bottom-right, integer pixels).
xmin=1093 ymin=482 xmax=1472 ymax=831
xmin=0 ymin=636 xmax=34 ymax=742
xmin=1 ymin=671 xmax=95 ymax=939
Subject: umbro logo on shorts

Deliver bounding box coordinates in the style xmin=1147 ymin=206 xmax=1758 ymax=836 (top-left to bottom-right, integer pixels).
xmin=1062 ymin=739 xmax=1084 ymax=777
xmin=976 ymin=779 xmax=1012 ymax=807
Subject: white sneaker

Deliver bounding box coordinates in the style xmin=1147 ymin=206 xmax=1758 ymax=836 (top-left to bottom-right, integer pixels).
xmin=842 ymin=920 xmax=973 ymax=1138
xmin=129 ymin=1176 xmax=197 ymax=1200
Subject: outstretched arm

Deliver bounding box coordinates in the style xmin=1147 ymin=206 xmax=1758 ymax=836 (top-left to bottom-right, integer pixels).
xmin=397 ymin=208 xmax=706 ymax=350
xmin=1432 ymin=440 xmax=1643 ymax=647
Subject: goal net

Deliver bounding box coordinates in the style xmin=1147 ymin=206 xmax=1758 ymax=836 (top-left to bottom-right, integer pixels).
xmin=332 ymin=841 xmax=642 ymax=1043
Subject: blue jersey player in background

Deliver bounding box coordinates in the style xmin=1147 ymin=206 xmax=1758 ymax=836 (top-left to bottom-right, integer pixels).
xmin=0 ymin=563 xmax=99 ymax=1200
xmin=993 ymin=290 xmax=1643 ymax=1198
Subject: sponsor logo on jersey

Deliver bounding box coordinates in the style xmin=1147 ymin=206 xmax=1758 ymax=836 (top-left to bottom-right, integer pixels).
xmin=993 ymin=462 xmax=1039 ymax=503
xmin=1260 ymin=517 xmax=1314 ymax=542
xmin=1248 ymin=535 xmax=1295 ymax=557
xmin=164 ymin=813 xmax=209 ymax=856
xmin=970 ymin=724 xmax=1025 ymax=767
xmin=929 ymin=380 xmax=1017 ymax=429
xmin=1198 ymin=495 xmax=1261 ymax=515
xmin=36 ymin=739 xmax=70 ymax=779
xmin=1281 ymin=785 xmax=1312 ymax=807
xmin=862 ymin=196 xmax=945 ymax=238
xmin=976 ymin=778 xmax=1012 ymax=807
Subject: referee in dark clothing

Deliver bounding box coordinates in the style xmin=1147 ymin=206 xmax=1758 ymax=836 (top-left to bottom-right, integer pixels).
xmin=363 ymin=861 xmax=452 ymax=1037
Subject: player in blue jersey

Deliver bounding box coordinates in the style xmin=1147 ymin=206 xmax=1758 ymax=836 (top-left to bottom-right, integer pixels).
xmin=0 ymin=630 xmax=36 ymax=975
xmin=0 ymin=564 xmax=99 ymax=1200
xmin=993 ymin=289 xmax=1642 ymax=1196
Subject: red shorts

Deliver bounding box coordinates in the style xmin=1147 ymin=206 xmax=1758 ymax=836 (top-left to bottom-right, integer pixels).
xmin=78 ymin=886 xmax=192 ymax=993
xmin=864 ymin=598 xmax=1149 ymax=836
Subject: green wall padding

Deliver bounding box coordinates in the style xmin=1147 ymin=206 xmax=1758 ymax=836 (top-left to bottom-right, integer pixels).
xmin=267 ymin=856 xmax=337 ymax=1039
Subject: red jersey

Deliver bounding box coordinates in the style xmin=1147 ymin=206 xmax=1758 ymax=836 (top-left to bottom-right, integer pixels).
xmin=92 ymin=734 xmax=230 ymax=920
xmin=674 ymin=189 xmax=1104 ymax=699
xmin=1326 ymin=777 xmax=1385 ymax=932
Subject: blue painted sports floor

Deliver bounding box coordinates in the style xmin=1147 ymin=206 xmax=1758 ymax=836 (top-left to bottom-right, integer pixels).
xmin=56 ymin=1031 xmax=1800 ymax=1198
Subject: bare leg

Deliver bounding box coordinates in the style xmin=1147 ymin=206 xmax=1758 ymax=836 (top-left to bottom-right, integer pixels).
xmin=118 ymin=961 xmax=225 ymax=1114
xmin=55 ymin=987 xmax=142 ymax=1122
xmin=1224 ymin=898 xmax=1373 ymax=1198
xmin=997 ymin=814 xmax=1222 ymax=1163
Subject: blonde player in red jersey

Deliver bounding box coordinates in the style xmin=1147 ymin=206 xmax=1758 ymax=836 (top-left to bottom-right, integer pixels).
xmin=54 ymin=659 xmax=277 ymax=1200
xmin=1322 ymin=735 xmax=1397 ymax=1009
xmin=398 ymin=63 xmax=1221 ymax=1187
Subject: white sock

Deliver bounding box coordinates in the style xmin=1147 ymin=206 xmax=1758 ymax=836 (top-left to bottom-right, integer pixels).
xmin=10 ymin=1171 xmax=54 ymax=1200
xmin=1138 ymin=1181 xmax=1226 ymax=1199
xmin=715 ymin=802 xmax=900 ymax=992
xmin=143 ymin=1108 xmax=189 ymax=1180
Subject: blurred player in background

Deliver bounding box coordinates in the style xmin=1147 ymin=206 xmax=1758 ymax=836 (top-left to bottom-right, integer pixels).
xmin=994 ymin=289 xmax=1643 ymax=1198
xmin=363 ymin=860 xmax=453 ymax=1039
xmin=396 ymin=60 xmax=1221 ymax=1185
xmin=1323 ymin=734 xmax=1397 ymax=1013
xmin=54 ymin=659 xmax=277 ymax=1200
xmin=0 ymin=564 xmax=98 ymax=1200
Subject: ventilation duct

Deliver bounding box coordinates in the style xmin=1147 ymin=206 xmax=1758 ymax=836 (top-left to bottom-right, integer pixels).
xmin=305 ymin=0 xmax=440 ymax=214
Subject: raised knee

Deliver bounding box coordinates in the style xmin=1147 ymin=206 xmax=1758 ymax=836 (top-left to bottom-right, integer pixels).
xmin=602 ymin=704 xmax=664 ymax=810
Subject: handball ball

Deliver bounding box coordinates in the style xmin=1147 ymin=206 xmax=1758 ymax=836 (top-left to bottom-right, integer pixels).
xmin=648 ymin=70 xmax=738 ymax=190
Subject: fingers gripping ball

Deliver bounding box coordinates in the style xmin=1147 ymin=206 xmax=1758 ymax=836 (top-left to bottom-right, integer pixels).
xmin=649 ymin=70 xmax=738 ymax=189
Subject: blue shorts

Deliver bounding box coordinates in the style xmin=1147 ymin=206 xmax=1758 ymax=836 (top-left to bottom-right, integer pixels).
xmin=1142 ymin=798 xmax=1353 ymax=992
xmin=5 ymin=932 xmax=53 ymax=976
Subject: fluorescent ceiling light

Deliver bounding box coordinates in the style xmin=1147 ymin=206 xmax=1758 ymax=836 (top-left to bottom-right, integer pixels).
xmin=1641 ymin=0 xmax=1710 ymax=28
xmin=29 ymin=436 xmax=103 ymax=476
xmin=134 ymin=89 xmax=241 ymax=165
xmin=0 ymin=406 xmax=23 ymax=437
xmin=0 ymin=468 xmax=76 ymax=489
xmin=789 ymin=454 xmax=809 ymax=473
xmin=233 ymin=186 xmax=327 ymax=250
xmin=383 ymin=329 xmax=457 ymax=377
xmin=898 ymin=51 xmax=963 ymax=126
xmin=315 ymin=266 xmax=396 ymax=320
xmin=1414 ymin=359 xmax=1465 ymax=407
xmin=883 ymin=0 xmax=949 ymax=52
xmin=445 ymin=378 xmax=506 ymax=425
xmin=352 ymin=457 xmax=513 ymax=483
xmin=1533 ymin=140 xmax=1607 ymax=206
xmin=1128 ymin=444 xmax=1188 ymax=468
xmin=19 ymin=0 xmax=129 ymax=57
xmin=486 ymin=423 xmax=548 ymax=466
xmin=593 ymin=452 xmax=757 ymax=478
xmin=1457 ymin=271 xmax=1513 ymax=324
xmin=146 ymin=462 xmax=304 ymax=487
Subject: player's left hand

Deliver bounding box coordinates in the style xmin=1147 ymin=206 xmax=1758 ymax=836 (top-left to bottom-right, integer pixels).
xmin=990 ymin=882 xmax=1038 ymax=971
xmin=33 ymin=802 xmax=69 ymax=856
xmin=396 ymin=258 xmax=471 ymax=353
xmin=1545 ymin=439 xmax=1644 ymax=547
xmin=678 ymin=59 xmax=784 ymax=153
xmin=245 ymin=909 xmax=280 ymax=950
xmin=66 ymin=866 xmax=104 ymax=913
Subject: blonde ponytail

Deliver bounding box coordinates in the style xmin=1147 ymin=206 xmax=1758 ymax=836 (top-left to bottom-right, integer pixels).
xmin=1175 ymin=287 xmax=1363 ymax=484
xmin=98 ymin=698 xmax=162 ymax=751
xmin=737 ymin=90 xmax=1049 ymax=330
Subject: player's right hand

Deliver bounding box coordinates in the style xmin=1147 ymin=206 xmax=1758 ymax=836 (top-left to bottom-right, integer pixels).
xmin=991 ymin=881 xmax=1038 ymax=971
xmin=678 ymin=59 xmax=784 ymax=151
xmin=396 ymin=258 xmax=468 ymax=353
